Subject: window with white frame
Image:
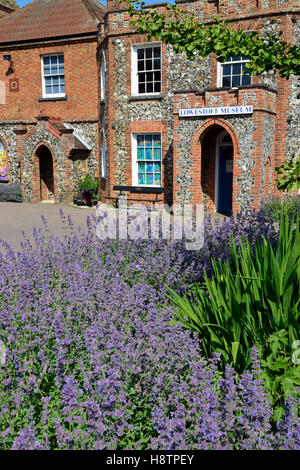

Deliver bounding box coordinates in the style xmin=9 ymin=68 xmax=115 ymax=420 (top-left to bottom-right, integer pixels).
xmin=219 ymin=56 xmax=252 ymax=88
xmin=100 ymin=52 xmax=106 ymax=101
xmin=42 ymin=54 xmax=65 ymax=97
xmin=132 ymin=134 xmax=162 ymax=186
xmin=101 ymin=135 xmax=107 ymax=179
xmin=132 ymin=44 xmax=161 ymax=96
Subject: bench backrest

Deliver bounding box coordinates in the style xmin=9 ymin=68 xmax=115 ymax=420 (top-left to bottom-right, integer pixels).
xmin=113 ymin=185 xmax=165 ymax=195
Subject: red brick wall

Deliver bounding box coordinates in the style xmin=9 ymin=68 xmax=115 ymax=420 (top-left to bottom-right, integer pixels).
xmin=0 ymin=39 xmax=99 ymax=121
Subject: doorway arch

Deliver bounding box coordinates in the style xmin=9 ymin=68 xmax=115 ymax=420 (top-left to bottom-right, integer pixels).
xmin=189 ymin=119 xmax=239 ymax=214
xmin=36 ymin=145 xmax=55 ymax=201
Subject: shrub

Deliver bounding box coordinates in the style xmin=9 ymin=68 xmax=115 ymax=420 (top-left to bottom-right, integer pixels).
xmin=78 ymin=174 xmax=99 ymax=196
xmin=262 ymin=194 xmax=300 ymax=222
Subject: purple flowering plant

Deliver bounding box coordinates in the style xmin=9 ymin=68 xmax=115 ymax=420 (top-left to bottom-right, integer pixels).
xmin=0 ymin=209 xmax=299 ymax=450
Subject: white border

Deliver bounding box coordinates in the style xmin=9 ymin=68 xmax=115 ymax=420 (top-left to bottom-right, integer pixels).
xmin=131 ymin=42 xmax=161 ymax=97
xmin=41 ymin=53 xmax=66 ymax=99
xmin=131 ymin=132 xmax=162 ymax=187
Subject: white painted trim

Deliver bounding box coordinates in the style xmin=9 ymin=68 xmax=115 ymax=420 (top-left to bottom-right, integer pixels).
xmin=41 ymin=53 xmax=66 ymax=99
xmin=63 ymin=123 xmax=93 ymax=150
xmin=100 ymin=51 xmax=106 ymax=101
xmin=101 ymin=133 xmax=107 ymax=179
xmin=131 ymin=132 xmax=162 ymax=188
xmin=131 ymin=42 xmax=161 ymax=97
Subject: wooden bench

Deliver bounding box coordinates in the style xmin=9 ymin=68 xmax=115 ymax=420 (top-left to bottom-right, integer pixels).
xmin=106 ymin=185 xmax=165 ymax=209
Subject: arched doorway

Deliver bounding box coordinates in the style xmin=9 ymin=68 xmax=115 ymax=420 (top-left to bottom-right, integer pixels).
xmin=200 ymin=125 xmax=234 ymax=214
xmin=36 ymin=145 xmax=54 ymax=202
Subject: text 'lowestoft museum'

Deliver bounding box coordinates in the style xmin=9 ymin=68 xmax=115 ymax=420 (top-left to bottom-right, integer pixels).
xmin=0 ymin=0 xmax=299 ymax=214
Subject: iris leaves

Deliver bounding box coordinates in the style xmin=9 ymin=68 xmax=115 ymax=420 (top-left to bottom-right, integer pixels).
xmin=168 ymin=212 xmax=300 ymax=405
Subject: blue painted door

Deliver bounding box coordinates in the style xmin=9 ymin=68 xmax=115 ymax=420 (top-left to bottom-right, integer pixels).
xmin=218 ymin=146 xmax=233 ymax=214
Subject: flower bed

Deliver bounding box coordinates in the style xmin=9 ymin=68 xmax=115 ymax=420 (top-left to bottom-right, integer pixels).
xmin=0 ymin=210 xmax=298 ymax=450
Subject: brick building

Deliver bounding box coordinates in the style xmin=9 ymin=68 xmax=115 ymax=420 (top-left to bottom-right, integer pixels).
xmin=0 ymin=0 xmax=299 ymax=213
xmin=100 ymin=0 xmax=299 ymax=214
xmin=0 ymin=0 xmax=105 ymax=202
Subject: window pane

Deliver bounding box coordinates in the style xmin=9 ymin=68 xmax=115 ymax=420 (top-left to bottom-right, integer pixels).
xmin=232 ymin=56 xmax=241 ymax=61
xmin=51 ymin=66 xmax=58 ymax=75
xmin=146 ymin=82 xmax=153 ymax=93
xmin=233 ymin=63 xmax=241 ymax=75
xmin=138 ymin=162 xmax=145 ymax=172
xmin=53 ymin=85 xmax=59 ymax=94
xmin=154 ymin=71 xmax=160 ymax=81
xmin=242 ymin=74 xmax=251 ymax=85
xmin=223 ymin=64 xmax=231 ymax=75
xmin=139 ymin=72 xmax=145 ymax=83
xmin=59 ymin=65 xmax=64 ymax=74
xmin=138 ymin=83 xmax=145 ymax=94
xmin=138 ymin=174 xmax=145 ymax=184
xmin=154 ymin=47 xmax=160 ymax=58
xmin=59 ymin=55 xmax=64 ymax=64
xmin=145 ymin=148 xmax=153 ymax=159
xmin=146 ymin=72 xmax=153 ymax=82
xmin=223 ymin=76 xmax=231 ymax=87
xmin=147 ymin=163 xmax=154 ymax=172
xmin=154 ymin=59 xmax=160 ymax=69
xmin=154 ymin=174 xmax=161 ymax=185
xmin=137 ymin=135 xmax=144 ymax=146
xmin=153 ymin=148 xmax=161 ymax=160
xmin=45 ymin=86 xmax=52 ymax=95
xmin=53 ymin=76 xmax=59 ymax=85
xmin=232 ymin=75 xmax=240 ymax=87
xmin=145 ymin=136 xmax=152 ymax=147
xmin=153 ymin=136 xmax=161 ymax=147
xmin=43 ymin=56 xmax=50 ymax=65
xmin=146 ymin=59 xmax=152 ymax=70
xmin=44 ymin=66 xmax=50 ymax=75
xmin=137 ymin=49 xmax=144 ymax=60
xmin=154 ymin=163 xmax=161 ymax=173
xmin=146 ymin=48 xmax=152 ymax=58
xmin=154 ymin=82 xmax=161 ymax=93
xmin=137 ymin=148 xmax=145 ymax=160
xmin=51 ymin=56 xmax=58 ymax=64
xmin=138 ymin=60 xmax=144 ymax=71
xmin=146 ymin=174 xmax=153 ymax=185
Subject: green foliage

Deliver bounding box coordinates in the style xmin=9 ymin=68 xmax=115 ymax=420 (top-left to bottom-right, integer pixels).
xmin=78 ymin=174 xmax=99 ymax=196
xmin=262 ymin=195 xmax=300 ymax=222
xmin=126 ymin=0 xmax=300 ymax=79
xmin=167 ymin=212 xmax=300 ymax=413
xmin=276 ymin=156 xmax=300 ymax=192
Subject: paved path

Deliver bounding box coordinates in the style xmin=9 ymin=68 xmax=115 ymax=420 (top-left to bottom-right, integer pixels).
xmin=0 ymin=202 xmax=96 ymax=252
xmin=0 ymin=202 xmax=229 ymax=253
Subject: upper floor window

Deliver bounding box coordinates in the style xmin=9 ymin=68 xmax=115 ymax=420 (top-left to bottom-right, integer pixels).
xmin=42 ymin=54 xmax=65 ymax=98
xmin=219 ymin=56 xmax=252 ymax=88
xmin=132 ymin=134 xmax=162 ymax=186
xmin=131 ymin=44 xmax=161 ymax=96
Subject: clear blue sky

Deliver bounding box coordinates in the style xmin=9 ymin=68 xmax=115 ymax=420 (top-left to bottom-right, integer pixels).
xmin=16 ymin=0 xmax=174 ymax=7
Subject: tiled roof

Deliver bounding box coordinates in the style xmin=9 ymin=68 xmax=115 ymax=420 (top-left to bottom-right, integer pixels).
xmin=0 ymin=0 xmax=106 ymax=45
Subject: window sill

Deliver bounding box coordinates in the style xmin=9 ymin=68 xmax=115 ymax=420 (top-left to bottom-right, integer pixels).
xmin=38 ymin=96 xmax=67 ymax=102
xmin=129 ymin=94 xmax=163 ymax=102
